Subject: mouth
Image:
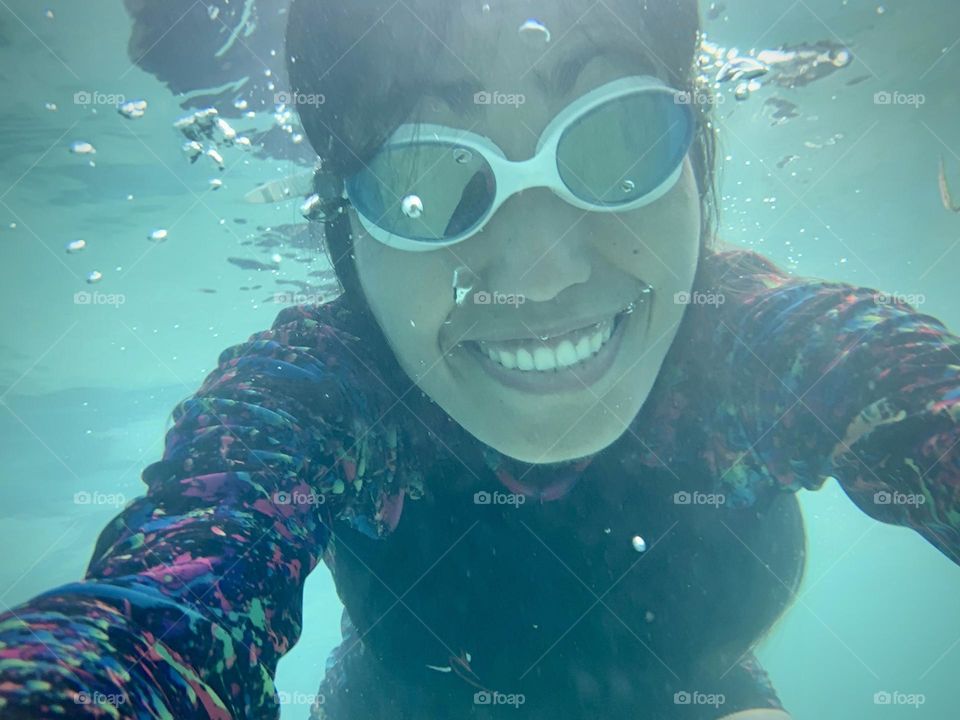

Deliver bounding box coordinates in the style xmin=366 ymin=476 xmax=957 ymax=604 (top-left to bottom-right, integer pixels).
xmin=461 ymin=294 xmax=651 ymax=394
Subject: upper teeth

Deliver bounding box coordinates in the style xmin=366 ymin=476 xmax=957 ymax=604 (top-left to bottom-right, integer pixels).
xmin=477 ymin=318 xmax=615 ymax=372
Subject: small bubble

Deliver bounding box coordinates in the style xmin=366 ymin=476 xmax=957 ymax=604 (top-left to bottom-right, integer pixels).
xmin=518 ymin=18 xmax=551 ymax=44
xmin=66 ymin=239 xmax=86 ymax=253
xmin=148 ymin=229 xmax=168 ymax=242
xmin=402 ymin=194 xmax=424 ymax=219
xmin=69 ymin=141 xmax=96 ymax=155
xmin=86 ymin=270 xmax=103 ymax=284
xmin=631 ymin=535 xmax=647 ymax=553
xmin=620 ymin=179 xmax=636 ymax=193
xmin=453 ymin=148 xmax=473 ymax=164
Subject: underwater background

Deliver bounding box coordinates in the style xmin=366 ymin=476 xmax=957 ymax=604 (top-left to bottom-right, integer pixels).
xmin=1 ymin=0 xmax=959 ymax=717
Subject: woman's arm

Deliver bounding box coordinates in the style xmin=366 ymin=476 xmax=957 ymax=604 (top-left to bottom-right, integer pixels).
xmin=705 ymin=250 xmax=960 ymax=564
xmin=0 ymin=303 xmax=404 ymax=718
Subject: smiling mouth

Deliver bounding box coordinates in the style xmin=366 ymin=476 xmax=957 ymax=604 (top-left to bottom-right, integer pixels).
xmin=459 ymin=284 xmax=653 ymax=384
xmin=471 ymin=312 xmax=623 ymax=372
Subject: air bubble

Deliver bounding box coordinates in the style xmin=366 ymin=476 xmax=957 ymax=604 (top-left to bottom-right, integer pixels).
xmin=518 ymin=18 xmax=551 ymax=44
xmin=453 ymin=148 xmax=473 ymax=164
xmin=402 ymin=195 xmax=424 ymax=219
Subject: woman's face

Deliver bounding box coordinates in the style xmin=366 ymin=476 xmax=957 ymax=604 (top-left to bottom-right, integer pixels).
xmin=351 ymin=3 xmax=701 ymax=465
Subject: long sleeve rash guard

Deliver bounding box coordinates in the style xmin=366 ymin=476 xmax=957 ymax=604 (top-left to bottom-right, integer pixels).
xmin=0 ymin=249 xmax=957 ymax=719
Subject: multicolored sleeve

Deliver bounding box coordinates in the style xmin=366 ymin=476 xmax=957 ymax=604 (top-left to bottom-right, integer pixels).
xmin=0 ymin=303 xmax=407 ymax=719
xmin=705 ymin=250 xmax=960 ymax=566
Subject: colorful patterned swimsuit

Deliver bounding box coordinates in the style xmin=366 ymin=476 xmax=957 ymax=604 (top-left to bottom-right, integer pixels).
xmin=1 ymin=250 xmax=958 ymax=719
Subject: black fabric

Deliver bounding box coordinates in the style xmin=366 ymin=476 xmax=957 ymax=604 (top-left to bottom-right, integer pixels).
xmin=315 ymin=418 xmax=802 ymax=719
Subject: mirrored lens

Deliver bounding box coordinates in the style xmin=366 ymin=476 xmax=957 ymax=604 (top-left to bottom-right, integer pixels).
xmin=557 ymin=91 xmax=694 ymax=206
xmin=346 ymin=142 xmax=496 ymax=243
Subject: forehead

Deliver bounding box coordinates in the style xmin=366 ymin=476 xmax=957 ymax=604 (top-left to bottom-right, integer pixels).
xmin=430 ymin=1 xmax=661 ymax=83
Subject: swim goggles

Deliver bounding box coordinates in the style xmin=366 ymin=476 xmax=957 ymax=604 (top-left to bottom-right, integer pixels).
xmin=249 ymin=75 xmax=696 ymax=252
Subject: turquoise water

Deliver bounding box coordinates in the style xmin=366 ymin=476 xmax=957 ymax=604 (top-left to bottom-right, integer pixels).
xmin=1 ymin=1 xmax=960 ymax=718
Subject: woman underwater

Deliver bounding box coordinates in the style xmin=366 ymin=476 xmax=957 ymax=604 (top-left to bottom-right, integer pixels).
xmin=1 ymin=1 xmax=959 ymax=719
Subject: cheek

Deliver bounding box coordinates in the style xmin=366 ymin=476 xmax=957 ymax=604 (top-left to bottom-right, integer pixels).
xmin=597 ymin=181 xmax=701 ymax=288
xmin=351 ymin=220 xmax=454 ymax=362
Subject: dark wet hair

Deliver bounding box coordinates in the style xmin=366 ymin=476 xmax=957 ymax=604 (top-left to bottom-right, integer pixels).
xmin=286 ymin=0 xmax=719 ymax=312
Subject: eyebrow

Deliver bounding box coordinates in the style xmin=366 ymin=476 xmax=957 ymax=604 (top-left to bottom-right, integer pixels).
xmin=426 ymin=40 xmax=660 ymax=109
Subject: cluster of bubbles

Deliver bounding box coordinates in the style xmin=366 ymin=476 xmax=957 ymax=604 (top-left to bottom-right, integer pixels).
xmin=699 ymin=36 xmax=852 ymax=102
xmin=175 ymin=107 xmax=251 ymax=171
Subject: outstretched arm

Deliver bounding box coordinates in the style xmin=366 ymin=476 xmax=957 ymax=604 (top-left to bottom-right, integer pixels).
xmin=0 ymin=303 xmax=404 ymax=718
xmin=708 ymin=251 xmax=960 ymax=565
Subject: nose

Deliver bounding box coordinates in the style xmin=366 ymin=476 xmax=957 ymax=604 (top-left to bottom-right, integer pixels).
xmin=480 ymin=189 xmax=592 ymax=303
